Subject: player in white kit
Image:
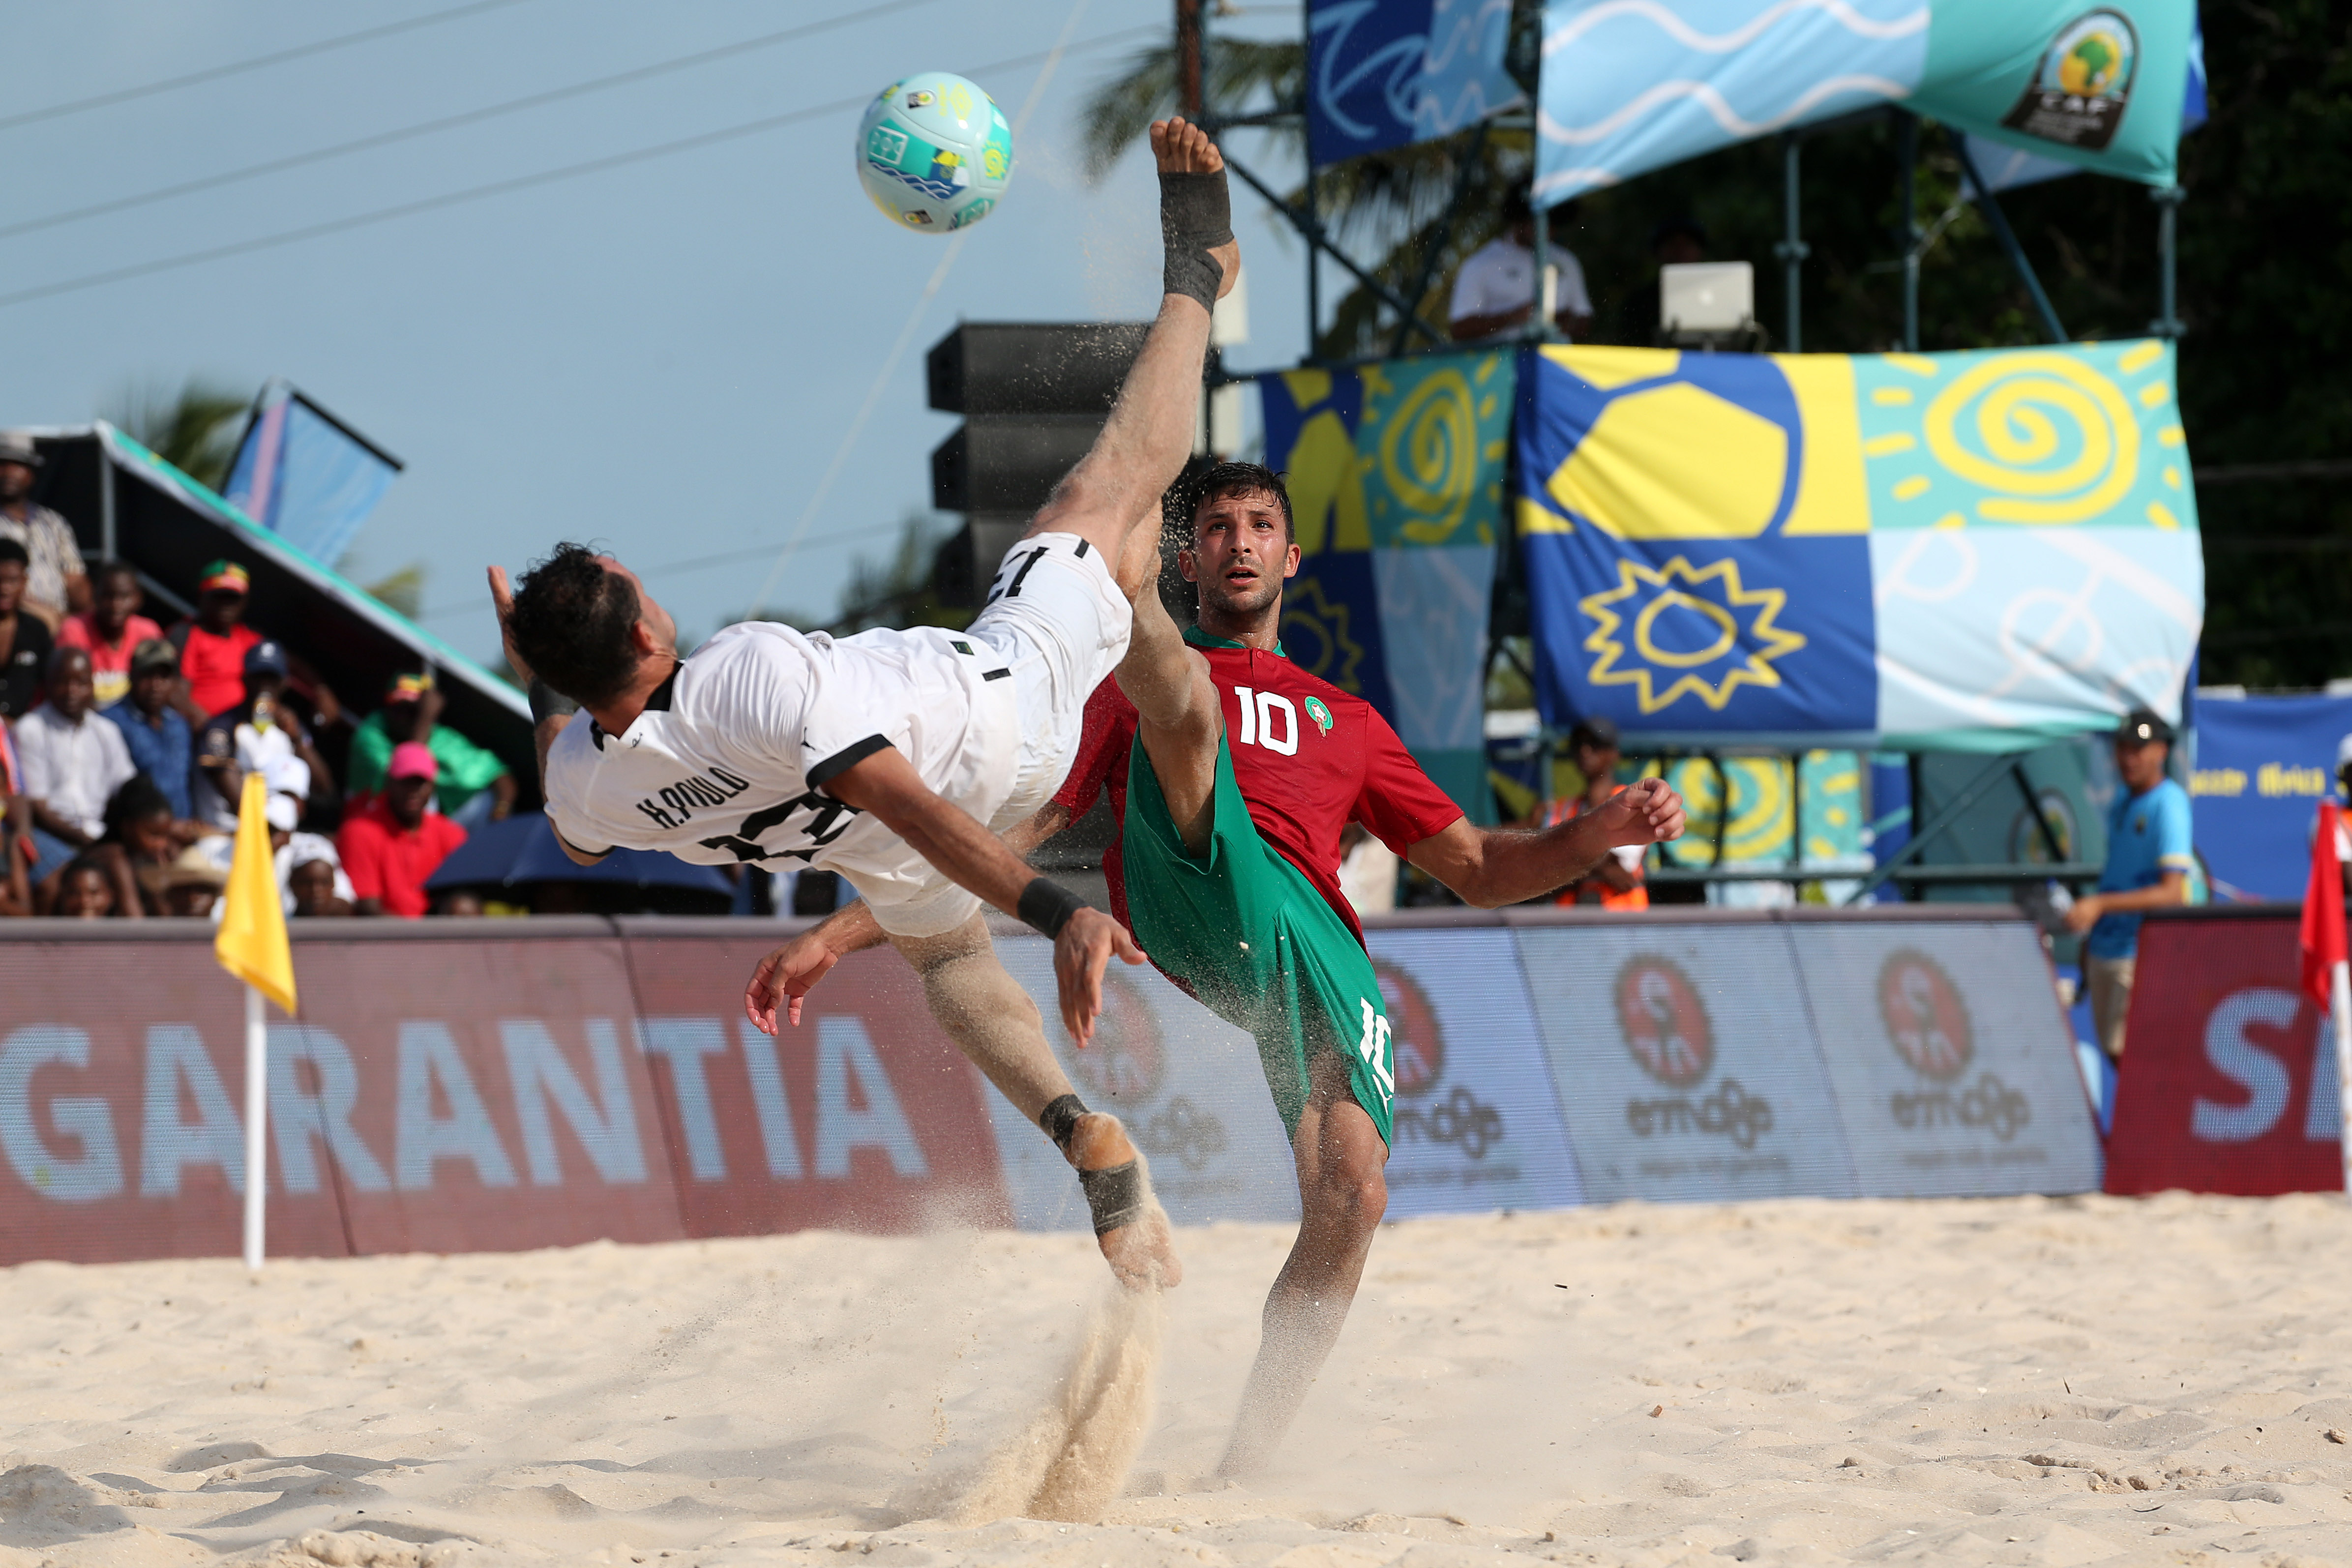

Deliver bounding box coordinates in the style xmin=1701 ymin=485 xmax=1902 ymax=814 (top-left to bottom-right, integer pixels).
xmin=488 ymin=120 xmax=1238 ymax=1290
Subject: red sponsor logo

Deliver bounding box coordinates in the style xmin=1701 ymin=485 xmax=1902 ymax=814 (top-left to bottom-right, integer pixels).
xmin=1375 ymin=960 xmax=1444 ymax=1098
xmin=2106 ymin=915 xmax=2344 ymax=1196
xmin=1878 ymin=949 xmax=1973 ymax=1080
xmin=1616 ymin=956 xmax=1713 ymax=1087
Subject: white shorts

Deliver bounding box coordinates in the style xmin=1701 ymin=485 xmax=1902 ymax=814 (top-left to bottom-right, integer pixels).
xmin=849 ymin=531 xmax=1131 ymax=939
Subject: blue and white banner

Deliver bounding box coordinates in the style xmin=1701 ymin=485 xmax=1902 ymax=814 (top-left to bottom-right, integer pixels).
xmin=2190 ymin=692 xmax=2352 ymax=904
xmin=223 ymin=385 xmax=403 ymax=567
xmin=1309 ymin=0 xmax=1527 ymax=165
xmin=1536 ymin=0 xmax=2201 ymax=204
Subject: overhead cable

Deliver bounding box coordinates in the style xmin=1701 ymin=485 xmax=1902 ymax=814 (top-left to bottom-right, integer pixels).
xmin=0 ymin=0 xmax=535 ymax=133
xmin=0 ymin=0 xmax=942 ymax=243
xmin=0 ymin=26 xmax=1157 ymax=312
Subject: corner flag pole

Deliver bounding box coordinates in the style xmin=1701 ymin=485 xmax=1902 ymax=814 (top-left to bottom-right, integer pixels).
xmin=243 ymin=984 xmax=267 ymax=1270
xmin=216 ymin=772 xmax=298 ymax=1272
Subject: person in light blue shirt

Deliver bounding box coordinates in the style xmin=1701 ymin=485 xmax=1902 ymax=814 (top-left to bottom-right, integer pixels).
xmin=2066 ymin=709 xmax=2195 ymax=1062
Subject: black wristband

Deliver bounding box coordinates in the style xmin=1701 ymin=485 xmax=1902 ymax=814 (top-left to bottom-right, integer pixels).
xmin=528 ymin=678 xmax=578 ymax=726
xmin=1017 ymin=876 xmax=1090 ymax=940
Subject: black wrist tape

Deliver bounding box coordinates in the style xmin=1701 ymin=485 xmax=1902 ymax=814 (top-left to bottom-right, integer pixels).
xmin=1018 ymin=877 xmax=1089 ymax=940
xmin=528 ymin=678 xmax=579 ymax=726
xmin=1160 ymin=169 xmax=1233 ymax=313
xmin=1039 ymin=1093 xmax=1088 ymax=1156
xmin=1079 ymin=1159 xmax=1146 ymax=1236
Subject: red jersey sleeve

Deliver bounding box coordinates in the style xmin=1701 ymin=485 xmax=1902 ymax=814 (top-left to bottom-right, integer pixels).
xmin=1354 ymin=705 xmax=1468 ymax=853
xmin=1052 ymin=677 xmax=1135 ymax=819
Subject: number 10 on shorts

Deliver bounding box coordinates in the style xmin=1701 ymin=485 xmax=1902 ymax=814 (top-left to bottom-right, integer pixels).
xmin=1357 ymin=1000 xmax=1395 ymax=1106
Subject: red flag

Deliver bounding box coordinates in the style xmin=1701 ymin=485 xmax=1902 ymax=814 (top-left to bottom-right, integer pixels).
xmin=2301 ymin=800 xmax=2348 ymax=1006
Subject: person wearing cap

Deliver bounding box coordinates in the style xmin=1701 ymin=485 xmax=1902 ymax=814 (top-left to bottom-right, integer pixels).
xmin=193 ymin=638 xmax=335 ymax=831
xmin=2065 ymin=708 xmax=2195 ymax=1062
xmin=1520 ymin=715 xmax=1650 ymax=911
xmin=58 ymin=561 xmax=163 ymax=709
xmin=0 ymin=536 xmax=53 ymax=722
xmin=168 ymin=560 xmax=265 ymax=719
xmin=102 ymin=638 xmax=198 ymax=820
xmin=14 ymin=646 xmax=137 ymax=885
xmin=346 ymin=671 xmax=515 ymax=827
xmin=337 ymin=741 xmax=466 ymax=918
xmin=0 ymin=431 xmax=88 ymax=632
xmin=193 ymin=789 xmax=356 ymax=917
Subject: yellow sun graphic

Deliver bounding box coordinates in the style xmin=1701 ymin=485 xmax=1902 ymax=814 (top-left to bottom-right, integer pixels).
xmin=1579 ymin=556 xmax=1807 ymax=713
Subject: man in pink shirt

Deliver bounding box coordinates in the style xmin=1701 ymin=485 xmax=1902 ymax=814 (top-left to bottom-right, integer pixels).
xmin=58 ymin=562 xmax=162 ymax=709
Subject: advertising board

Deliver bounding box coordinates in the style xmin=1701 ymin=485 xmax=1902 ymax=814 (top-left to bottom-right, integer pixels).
xmin=1365 ymin=928 xmax=1585 ymax=1216
xmin=1515 ymin=923 xmax=1858 ymax=1202
xmin=987 ymin=940 xmax=1299 ymax=1231
xmin=1789 ymin=921 xmax=2101 ymax=1197
xmin=2106 ymin=914 xmax=2346 ymax=1195
xmin=619 ymin=927 xmax=1012 ymax=1239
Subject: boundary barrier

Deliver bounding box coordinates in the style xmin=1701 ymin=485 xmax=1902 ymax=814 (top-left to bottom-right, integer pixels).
xmin=0 ymin=907 xmax=2099 ymax=1266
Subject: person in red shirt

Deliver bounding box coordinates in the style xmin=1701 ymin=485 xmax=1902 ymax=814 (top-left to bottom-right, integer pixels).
xmin=1522 ymin=715 xmax=1650 ymax=911
xmin=762 ymin=460 xmax=1684 ymax=1475
xmin=338 ymin=742 xmax=466 ymax=917
xmin=168 ymin=561 xmax=264 ymax=718
xmin=57 ymin=561 xmax=163 ymax=709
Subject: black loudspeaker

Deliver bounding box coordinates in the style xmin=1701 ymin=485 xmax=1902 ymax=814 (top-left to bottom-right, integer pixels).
xmin=926 ymin=323 xmax=1148 ymax=605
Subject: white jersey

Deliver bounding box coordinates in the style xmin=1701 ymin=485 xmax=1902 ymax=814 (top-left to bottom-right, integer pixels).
xmin=543 ymin=620 xmax=1017 ymax=892
xmin=541 ymin=532 xmax=1131 ymax=937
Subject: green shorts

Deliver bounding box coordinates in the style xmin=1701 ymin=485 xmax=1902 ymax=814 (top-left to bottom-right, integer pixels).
xmin=1121 ymin=733 xmax=1394 ymax=1146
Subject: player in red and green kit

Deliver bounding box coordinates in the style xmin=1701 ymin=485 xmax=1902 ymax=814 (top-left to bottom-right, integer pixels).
xmin=763 ymin=462 xmax=1683 ymax=1474
xmin=1062 ymin=462 xmax=1682 ymax=1474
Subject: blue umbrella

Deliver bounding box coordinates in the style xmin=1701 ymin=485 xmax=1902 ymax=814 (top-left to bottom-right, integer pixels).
xmin=425 ymin=809 xmax=732 ymax=895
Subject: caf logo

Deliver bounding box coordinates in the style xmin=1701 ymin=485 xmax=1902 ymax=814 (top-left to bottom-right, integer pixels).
xmin=1060 ymin=972 xmax=1167 ymax=1104
xmin=1374 ymin=960 xmax=1444 ymax=1098
xmin=1878 ymin=949 xmax=1972 ymax=1081
xmin=1615 ymin=956 xmax=1712 ymax=1087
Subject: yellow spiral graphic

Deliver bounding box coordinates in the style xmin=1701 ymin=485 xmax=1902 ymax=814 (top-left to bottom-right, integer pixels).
xmin=1922 ymin=354 xmax=2140 ymax=525
xmin=1380 ymin=368 xmax=1479 ymax=543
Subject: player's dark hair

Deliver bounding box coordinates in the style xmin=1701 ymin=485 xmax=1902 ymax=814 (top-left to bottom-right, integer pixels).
xmin=1178 ymin=459 xmax=1293 ymax=542
xmin=0 ymin=537 xmax=27 ymax=568
xmin=506 ymin=542 xmax=647 ymax=708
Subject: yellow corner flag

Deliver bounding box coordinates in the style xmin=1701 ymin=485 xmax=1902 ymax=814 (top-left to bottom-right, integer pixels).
xmin=215 ymin=772 xmax=297 ymax=1015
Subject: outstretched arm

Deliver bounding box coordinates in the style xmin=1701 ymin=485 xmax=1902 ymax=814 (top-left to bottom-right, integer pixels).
xmin=1027 ymin=118 xmax=1236 ymax=562
xmin=1407 ymin=777 xmax=1686 ymax=908
xmin=745 ymin=800 xmax=1076 ymax=1033
xmin=824 ymin=751 xmax=1142 ymax=1040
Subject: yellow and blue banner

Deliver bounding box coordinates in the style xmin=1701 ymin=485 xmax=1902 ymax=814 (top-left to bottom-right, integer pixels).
xmin=1516 ymin=340 xmax=2203 ymax=751
xmin=1261 ymin=350 xmax=1516 ymax=819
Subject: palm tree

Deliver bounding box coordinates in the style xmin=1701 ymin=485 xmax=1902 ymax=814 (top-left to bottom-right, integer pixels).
xmin=106 ymin=378 xmax=249 ymax=491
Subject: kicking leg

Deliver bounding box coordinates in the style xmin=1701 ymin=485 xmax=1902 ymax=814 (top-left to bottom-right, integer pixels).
xmin=890 ymin=912 xmax=1181 ymax=1290
xmin=1029 ymin=117 xmax=1237 ymax=567
xmin=1218 ymin=1052 xmax=1390 ymax=1478
xmin=1113 ymin=519 xmax=1221 ymax=851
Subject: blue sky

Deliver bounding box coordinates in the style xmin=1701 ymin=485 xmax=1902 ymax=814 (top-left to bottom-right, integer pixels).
xmin=2 ymin=0 xmax=1314 ymax=669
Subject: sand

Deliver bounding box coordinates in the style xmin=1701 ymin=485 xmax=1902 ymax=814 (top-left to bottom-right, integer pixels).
xmin=4 ymin=1193 xmax=2351 ymax=1568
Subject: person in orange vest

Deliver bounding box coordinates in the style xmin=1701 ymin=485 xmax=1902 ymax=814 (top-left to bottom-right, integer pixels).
xmin=1529 ymin=716 xmax=1650 ymax=911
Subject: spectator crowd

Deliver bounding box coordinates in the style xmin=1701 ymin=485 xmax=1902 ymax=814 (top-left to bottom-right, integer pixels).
xmin=0 ymin=432 xmax=510 ymax=921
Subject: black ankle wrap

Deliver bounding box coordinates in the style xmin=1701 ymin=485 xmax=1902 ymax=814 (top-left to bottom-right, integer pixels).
xmin=1040 ymin=1093 xmax=1088 ymax=1156
xmin=1160 ymin=169 xmax=1232 ymax=313
xmin=1079 ymin=1159 xmax=1146 ymax=1236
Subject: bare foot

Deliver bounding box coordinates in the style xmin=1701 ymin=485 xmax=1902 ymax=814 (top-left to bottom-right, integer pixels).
xmin=1067 ymin=1111 xmax=1183 ymax=1291
xmin=1148 ymin=116 xmax=1240 ymax=302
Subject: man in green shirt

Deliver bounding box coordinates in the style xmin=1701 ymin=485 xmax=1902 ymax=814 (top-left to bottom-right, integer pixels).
xmin=347 ymin=672 xmax=515 ymax=827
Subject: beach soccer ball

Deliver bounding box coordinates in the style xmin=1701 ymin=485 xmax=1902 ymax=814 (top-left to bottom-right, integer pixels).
xmin=856 ymin=72 xmax=1013 ymax=234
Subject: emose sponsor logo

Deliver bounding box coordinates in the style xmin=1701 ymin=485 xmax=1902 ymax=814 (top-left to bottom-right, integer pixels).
xmin=1376 ymin=961 xmax=1504 ymax=1159
xmin=1877 ymin=949 xmax=2030 ymax=1143
xmin=1615 ymin=956 xmax=1774 ymax=1149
